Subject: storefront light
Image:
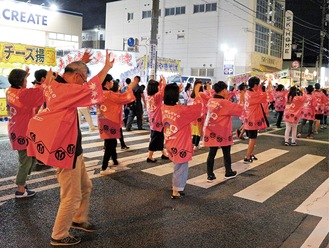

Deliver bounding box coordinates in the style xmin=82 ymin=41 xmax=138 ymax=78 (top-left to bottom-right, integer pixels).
xmin=50 ymin=4 xmax=58 ymax=11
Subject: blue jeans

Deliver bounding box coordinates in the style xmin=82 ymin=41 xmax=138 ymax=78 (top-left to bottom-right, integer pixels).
xmin=172 ymin=162 xmax=188 ymax=192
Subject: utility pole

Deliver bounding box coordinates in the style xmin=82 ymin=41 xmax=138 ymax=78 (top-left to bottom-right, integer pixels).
xmin=299 ymin=37 xmax=304 ymax=85
xmin=317 ymin=0 xmax=329 ymax=83
xmin=149 ymin=0 xmax=159 ymax=80
xmin=318 ymin=0 xmax=328 ymax=82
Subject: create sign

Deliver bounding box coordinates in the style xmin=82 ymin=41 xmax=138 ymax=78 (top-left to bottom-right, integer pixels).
xmin=0 ymin=42 xmax=56 ymax=66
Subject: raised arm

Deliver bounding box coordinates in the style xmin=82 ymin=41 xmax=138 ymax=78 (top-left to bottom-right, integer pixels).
xmin=97 ymin=50 xmax=115 ymax=84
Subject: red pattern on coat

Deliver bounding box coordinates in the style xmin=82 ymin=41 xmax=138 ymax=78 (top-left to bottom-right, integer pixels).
xmin=203 ymin=98 xmax=243 ymax=147
xmin=162 ymin=97 xmax=203 ymax=164
xmin=26 ymin=76 xmax=104 ymax=169
xmin=99 ymin=88 xmax=136 ymax=139
xmin=243 ymin=90 xmax=269 ymax=130
xmin=6 ymin=86 xmax=44 ymax=150
xmin=283 ymin=95 xmax=306 ymax=124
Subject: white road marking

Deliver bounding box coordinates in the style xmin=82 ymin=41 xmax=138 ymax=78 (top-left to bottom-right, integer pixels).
xmin=188 ymin=148 xmax=288 ymax=189
xmin=82 ymin=134 xmax=150 ymax=148
xmin=142 ymin=144 xmax=248 ymax=177
xmin=296 ymin=178 xmax=329 ymax=248
xmin=234 ymin=154 xmax=325 ymax=202
xmin=83 ymin=141 xmax=150 ymax=158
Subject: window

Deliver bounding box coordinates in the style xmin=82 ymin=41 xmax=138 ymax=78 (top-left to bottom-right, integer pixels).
xmin=165 ymin=6 xmax=185 ymax=16
xmin=256 ymin=0 xmax=268 ymax=22
xmin=127 ymin=12 xmax=134 ymax=21
xmin=270 ymin=31 xmax=282 ymax=58
xmin=191 ymin=68 xmax=214 ymax=77
xmin=165 ymin=8 xmax=175 ymax=16
xmin=176 ymin=6 xmax=186 ymax=15
xmin=255 ymin=24 xmax=269 ymax=54
xmin=142 ymin=10 xmax=151 ymax=19
xmin=193 ymin=4 xmax=204 ymax=13
xmin=256 ymin=0 xmax=284 ymax=29
xmin=206 ymin=3 xmax=217 ymax=12
xmin=273 ymin=2 xmax=284 ymax=29
xmin=194 ymin=3 xmax=216 ymax=13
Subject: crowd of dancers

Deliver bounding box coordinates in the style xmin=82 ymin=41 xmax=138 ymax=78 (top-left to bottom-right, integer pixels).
xmin=5 ymin=49 xmax=328 ymax=246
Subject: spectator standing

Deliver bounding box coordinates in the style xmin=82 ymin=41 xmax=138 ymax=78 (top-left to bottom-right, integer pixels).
xmin=126 ymin=76 xmax=146 ymax=131
xmin=121 ymin=77 xmax=132 ymax=126
xmin=27 ymin=50 xmax=115 ymax=246
xmin=203 ymin=81 xmax=243 ymax=182
xmin=320 ymin=89 xmax=328 ymax=128
xmin=6 ymin=68 xmax=44 ymax=198
xmin=162 ymin=83 xmax=203 ymax=199
xmin=78 ymin=106 xmax=97 ymax=132
xmin=181 ymin=83 xmax=192 ymax=105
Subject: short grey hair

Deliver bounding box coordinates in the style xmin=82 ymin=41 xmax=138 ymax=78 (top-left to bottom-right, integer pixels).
xmin=65 ymin=61 xmax=89 ymax=75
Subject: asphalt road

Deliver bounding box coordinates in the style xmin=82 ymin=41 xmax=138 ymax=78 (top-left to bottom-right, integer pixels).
xmin=0 ymin=114 xmax=328 ymax=248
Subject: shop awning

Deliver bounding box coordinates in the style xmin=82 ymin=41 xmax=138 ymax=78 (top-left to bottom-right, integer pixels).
xmin=0 ymin=42 xmax=56 ymax=66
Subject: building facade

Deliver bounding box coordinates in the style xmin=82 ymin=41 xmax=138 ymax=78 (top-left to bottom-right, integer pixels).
xmin=105 ymin=0 xmax=285 ymax=81
xmin=0 ymin=0 xmax=83 ymax=79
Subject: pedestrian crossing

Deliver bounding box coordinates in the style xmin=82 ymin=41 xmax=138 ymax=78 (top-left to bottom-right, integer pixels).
xmin=0 ymin=130 xmax=328 ymax=247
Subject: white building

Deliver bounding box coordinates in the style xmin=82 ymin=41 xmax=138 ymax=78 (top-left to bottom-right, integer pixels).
xmin=105 ymin=0 xmax=286 ymax=81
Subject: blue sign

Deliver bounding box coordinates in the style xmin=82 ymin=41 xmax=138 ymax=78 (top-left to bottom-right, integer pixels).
xmin=127 ymin=37 xmax=135 ymax=47
xmin=223 ymin=64 xmax=234 ymax=75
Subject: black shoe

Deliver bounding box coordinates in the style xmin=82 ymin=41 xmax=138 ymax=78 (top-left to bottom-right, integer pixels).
xmin=50 ymin=235 xmax=81 ymax=246
xmin=138 ymin=128 xmax=145 ymax=130
xmin=71 ymin=222 xmax=96 ymax=233
xmin=113 ymin=160 xmax=119 ymax=165
xmin=15 ymin=190 xmax=36 ymax=199
xmin=251 ymin=154 xmax=258 ymax=160
xmin=171 ymin=194 xmax=183 ymax=199
xmin=243 ymin=157 xmax=253 ymax=164
xmin=225 ymin=171 xmax=237 ymax=179
xmin=146 ymin=158 xmax=157 ymax=163
xmin=178 ymin=191 xmax=185 ymax=196
xmin=161 ymin=155 xmax=169 ymax=160
xmin=207 ymin=174 xmax=216 ymax=182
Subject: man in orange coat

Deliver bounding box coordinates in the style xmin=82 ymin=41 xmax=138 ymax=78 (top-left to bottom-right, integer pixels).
xmin=27 ymin=50 xmax=115 ymax=246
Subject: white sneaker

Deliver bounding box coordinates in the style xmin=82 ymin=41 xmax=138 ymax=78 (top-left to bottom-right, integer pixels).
xmin=100 ymin=169 xmax=116 ymax=176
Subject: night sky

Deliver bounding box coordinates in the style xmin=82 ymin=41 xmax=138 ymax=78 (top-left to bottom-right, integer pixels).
xmin=15 ymin=0 xmax=325 ymax=64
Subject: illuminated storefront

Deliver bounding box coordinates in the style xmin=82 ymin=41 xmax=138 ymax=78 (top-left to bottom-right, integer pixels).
xmin=0 ymin=0 xmax=83 ymax=82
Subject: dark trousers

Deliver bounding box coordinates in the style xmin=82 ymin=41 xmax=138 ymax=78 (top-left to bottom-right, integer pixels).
xmin=102 ymin=138 xmax=117 ymax=170
xmin=192 ymin=135 xmax=201 ymax=146
xmin=299 ymin=119 xmax=314 ymax=137
xmin=276 ymin=111 xmax=283 ymax=127
xmin=206 ymin=146 xmax=232 ymax=176
xmin=119 ymin=128 xmax=126 ymax=147
xmin=123 ymin=107 xmax=129 ymax=126
xmin=126 ymin=104 xmax=143 ymax=130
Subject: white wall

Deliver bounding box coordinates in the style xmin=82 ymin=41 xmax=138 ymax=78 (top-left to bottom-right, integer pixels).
xmin=105 ymin=0 xmax=258 ymax=81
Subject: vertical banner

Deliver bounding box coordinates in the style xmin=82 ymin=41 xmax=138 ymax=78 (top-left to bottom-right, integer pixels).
xmin=283 ymin=10 xmax=293 ymax=60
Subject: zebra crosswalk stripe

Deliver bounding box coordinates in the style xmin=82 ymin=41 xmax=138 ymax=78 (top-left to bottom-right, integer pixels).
xmin=234 ymin=154 xmax=325 ymax=203
xmin=83 ymin=141 xmax=150 ymax=158
xmin=142 ymin=143 xmax=248 ymax=176
xmin=82 ymin=134 xmax=150 ymax=149
xmin=187 ymin=148 xmax=288 ymax=189
xmin=296 ymin=178 xmax=329 ymax=248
